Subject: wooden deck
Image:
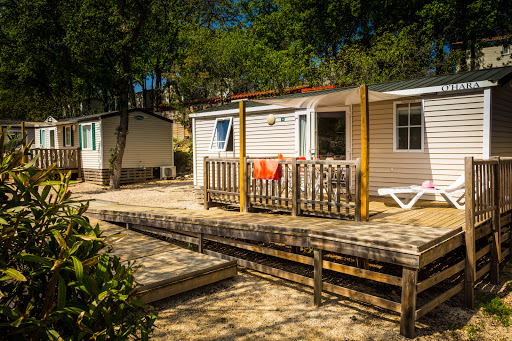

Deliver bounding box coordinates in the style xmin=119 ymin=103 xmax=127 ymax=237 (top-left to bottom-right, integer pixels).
xmin=91 ymin=217 xmax=237 ymax=303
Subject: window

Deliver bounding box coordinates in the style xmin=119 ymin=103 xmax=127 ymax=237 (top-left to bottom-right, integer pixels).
xmin=40 ymin=129 xmax=46 ymax=148
xmin=209 ymin=117 xmax=233 ymax=151
xmin=49 ymin=129 xmax=55 ymax=148
xmin=81 ymin=124 xmax=93 ymax=150
xmin=503 ymin=44 xmax=510 ymax=56
xmin=299 ymin=115 xmax=307 ymax=157
xmin=394 ymin=102 xmax=423 ymax=152
xmin=65 ymin=126 xmax=73 ymax=146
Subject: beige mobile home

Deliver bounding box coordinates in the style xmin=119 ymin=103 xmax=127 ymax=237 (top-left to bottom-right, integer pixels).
xmin=34 ymin=109 xmax=175 ymax=185
xmin=191 ymin=66 xmax=512 ymax=198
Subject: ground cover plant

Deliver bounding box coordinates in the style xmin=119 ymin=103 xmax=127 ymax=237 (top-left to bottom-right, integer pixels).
xmin=0 ymin=131 xmax=156 ymax=340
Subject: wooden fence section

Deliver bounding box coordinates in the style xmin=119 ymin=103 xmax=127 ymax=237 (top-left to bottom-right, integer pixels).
xmin=464 ymin=156 xmax=512 ymax=307
xmin=29 ymin=148 xmax=82 ymax=174
xmin=204 ymin=156 xmax=360 ymax=220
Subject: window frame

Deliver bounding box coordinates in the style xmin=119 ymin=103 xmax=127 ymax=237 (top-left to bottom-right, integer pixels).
xmin=208 ymin=117 xmax=233 ymax=152
xmin=40 ymin=129 xmax=46 ymax=148
xmin=393 ymin=100 xmax=424 ymax=153
xmin=81 ymin=123 xmax=93 ymax=150
xmin=502 ymin=44 xmax=510 ymax=56
xmin=65 ymin=126 xmax=72 ymax=146
xmin=49 ymin=128 xmax=56 ymax=149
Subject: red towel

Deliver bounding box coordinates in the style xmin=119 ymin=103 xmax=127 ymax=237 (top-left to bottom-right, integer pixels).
xmin=254 ymin=159 xmax=281 ymax=180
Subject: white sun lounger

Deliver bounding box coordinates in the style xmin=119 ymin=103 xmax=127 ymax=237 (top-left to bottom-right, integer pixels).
xmin=378 ymin=175 xmax=466 ymax=209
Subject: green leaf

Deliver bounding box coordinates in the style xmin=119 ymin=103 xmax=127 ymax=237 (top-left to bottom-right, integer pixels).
xmin=0 ymin=216 xmax=8 ymax=225
xmin=71 ymin=256 xmax=84 ymax=282
xmin=74 ymin=234 xmax=101 ymax=241
xmin=0 ymin=268 xmax=27 ymax=281
xmin=45 ymin=328 xmax=64 ymax=341
xmin=16 ymin=253 xmax=53 ymax=267
xmin=57 ymin=276 xmax=66 ymax=309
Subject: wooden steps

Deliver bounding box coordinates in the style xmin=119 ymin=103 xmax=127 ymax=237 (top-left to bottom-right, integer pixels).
xmin=91 ymin=217 xmax=237 ymax=303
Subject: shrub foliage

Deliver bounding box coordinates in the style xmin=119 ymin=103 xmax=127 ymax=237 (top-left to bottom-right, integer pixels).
xmin=0 ymin=131 xmax=156 ymax=339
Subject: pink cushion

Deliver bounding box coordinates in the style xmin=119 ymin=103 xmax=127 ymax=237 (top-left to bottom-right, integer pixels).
xmin=421 ymin=180 xmax=436 ymax=189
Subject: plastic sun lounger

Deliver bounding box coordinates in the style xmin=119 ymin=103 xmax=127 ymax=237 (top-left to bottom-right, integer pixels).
xmin=377 ymin=175 xmax=466 ymax=209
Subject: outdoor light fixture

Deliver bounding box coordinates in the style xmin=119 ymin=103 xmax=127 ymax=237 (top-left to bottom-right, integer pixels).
xmin=266 ymin=114 xmax=276 ymax=125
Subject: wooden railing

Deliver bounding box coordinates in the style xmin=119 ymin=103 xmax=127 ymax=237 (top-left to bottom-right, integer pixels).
xmin=204 ymin=157 xmax=360 ymax=220
xmin=464 ymin=156 xmax=512 ymax=307
xmin=28 ymin=148 xmax=82 ymax=174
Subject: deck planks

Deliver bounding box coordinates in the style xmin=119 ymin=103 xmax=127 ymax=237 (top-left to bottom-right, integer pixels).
xmin=92 ymin=217 xmax=237 ymax=303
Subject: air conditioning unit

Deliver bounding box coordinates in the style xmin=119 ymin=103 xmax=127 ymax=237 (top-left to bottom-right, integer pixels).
xmin=160 ymin=166 xmax=176 ymax=180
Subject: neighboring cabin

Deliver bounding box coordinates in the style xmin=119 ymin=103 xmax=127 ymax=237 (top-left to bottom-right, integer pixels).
xmin=0 ymin=119 xmax=37 ymax=144
xmin=191 ymin=66 xmax=512 ymax=199
xmin=453 ymin=35 xmax=512 ymax=70
xmin=34 ymin=109 xmax=175 ymax=185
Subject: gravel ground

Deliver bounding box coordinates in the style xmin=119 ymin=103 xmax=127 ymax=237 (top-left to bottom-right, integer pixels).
xmin=70 ymin=179 xmax=512 ymax=340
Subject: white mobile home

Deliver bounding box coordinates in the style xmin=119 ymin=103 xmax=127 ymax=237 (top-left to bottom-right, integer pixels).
xmin=35 ymin=109 xmax=175 ymax=185
xmin=191 ymin=66 xmax=512 ymax=198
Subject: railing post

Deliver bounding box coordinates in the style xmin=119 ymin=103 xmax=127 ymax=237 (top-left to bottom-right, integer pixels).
xmin=355 ymin=158 xmax=361 ymax=222
xmin=203 ymin=156 xmax=210 ymax=210
xmin=242 ymin=157 xmax=249 ymax=212
xmin=464 ymin=156 xmax=475 ymax=308
xmin=400 ymin=267 xmax=418 ymax=338
xmin=76 ymin=148 xmax=82 ymax=181
xmin=292 ymin=157 xmax=299 ymax=216
xmin=314 ymin=249 xmax=323 ymax=307
xmin=491 ymin=156 xmax=501 ymax=284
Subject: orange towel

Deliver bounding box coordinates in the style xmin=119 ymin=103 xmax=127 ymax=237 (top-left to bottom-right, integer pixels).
xmin=254 ymin=159 xmax=281 ymax=180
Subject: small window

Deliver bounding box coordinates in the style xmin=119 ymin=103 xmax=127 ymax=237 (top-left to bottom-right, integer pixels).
xmin=394 ymin=102 xmax=423 ymax=152
xmin=49 ymin=129 xmax=56 ymax=148
xmin=82 ymin=124 xmax=93 ymax=150
xmin=65 ymin=126 xmax=72 ymax=146
xmin=503 ymin=44 xmax=510 ymax=56
xmin=299 ymin=115 xmax=307 ymax=157
xmin=209 ymin=117 xmax=233 ymax=152
xmin=40 ymin=129 xmax=46 ymax=148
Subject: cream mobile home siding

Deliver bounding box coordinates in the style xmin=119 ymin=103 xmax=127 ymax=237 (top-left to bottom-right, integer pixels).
xmin=79 ymin=120 xmax=102 ymax=169
xmin=101 ymin=113 xmax=173 ymax=169
xmin=352 ymin=91 xmax=485 ymax=196
xmin=491 ymin=86 xmax=512 ymax=157
xmin=194 ymin=110 xmax=296 ymax=186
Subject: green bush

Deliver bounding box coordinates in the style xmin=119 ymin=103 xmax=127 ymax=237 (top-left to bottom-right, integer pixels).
xmin=0 ymin=131 xmax=156 ymax=339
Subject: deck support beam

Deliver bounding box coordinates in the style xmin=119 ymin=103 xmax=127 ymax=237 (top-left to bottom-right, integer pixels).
xmin=239 ymin=100 xmax=247 ymax=213
xmin=400 ymin=267 xmax=418 ymax=339
xmin=464 ymin=157 xmax=476 ymax=308
xmin=314 ymin=249 xmax=323 ymax=307
xmin=360 ymin=85 xmax=369 ymax=222
xmin=198 ymin=233 xmax=204 ymax=253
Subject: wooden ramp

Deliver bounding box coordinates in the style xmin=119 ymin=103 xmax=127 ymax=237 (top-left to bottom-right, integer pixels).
xmin=90 ymin=217 xmax=237 ymax=303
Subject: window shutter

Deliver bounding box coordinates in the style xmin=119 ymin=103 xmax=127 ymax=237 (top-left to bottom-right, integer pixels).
xmin=39 ymin=130 xmax=42 ymax=148
xmin=71 ymin=128 xmax=74 ymax=146
xmin=79 ymin=125 xmax=82 ymax=150
xmin=63 ymin=127 xmax=66 ymax=147
xmin=92 ymin=123 xmax=96 ymax=150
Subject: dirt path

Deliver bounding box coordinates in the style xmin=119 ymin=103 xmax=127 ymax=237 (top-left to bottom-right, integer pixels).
xmin=70 ymin=180 xmax=512 ymax=340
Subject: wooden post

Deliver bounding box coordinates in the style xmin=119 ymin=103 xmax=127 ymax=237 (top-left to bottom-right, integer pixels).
xmin=464 ymin=156 xmax=476 ymax=308
xmin=242 ymin=156 xmax=249 ymax=212
xmin=491 ymin=157 xmax=501 ymax=284
xmin=400 ymin=267 xmax=418 ymax=338
xmin=198 ymin=233 xmax=204 ymax=253
xmin=360 ymin=85 xmax=370 ymax=222
xmin=292 ymin=157 xmax=299 ymax=216
xmin=125 ymin=222 xmax=131 ymax=230
xmin=76 ymin=147 xmax=83 ymax=181
xmin=239 ymin=100 xmax=246 ymax=213
xmin=203 ymin=157 xmax=209 ymax=210
xmin=314 ymin=249 xmax=323 ymax=307
xmin=355 ymin=158 xmax=362 ymax=221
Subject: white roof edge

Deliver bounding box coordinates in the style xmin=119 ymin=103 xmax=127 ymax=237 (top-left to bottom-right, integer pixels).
xmin=190 ymin=104 xmax=291 ymax=118
xmin=383 ymin=80 xmax=497 ymax=96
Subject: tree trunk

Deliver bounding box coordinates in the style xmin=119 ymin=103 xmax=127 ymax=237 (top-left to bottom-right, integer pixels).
xmin=102 ymin=89 xmax=110 ymax=112
xmin=155 ymin=62 xmax=162 ymax=111
xmin=470 ymin=34 xmax=477 ymax=71
xmin=459 ymin=39 xmax=468 ymax=72
xmin=130 ymin=79 xmax=136 ymax=108
xmin=110 ymin=53 xmax=131 ymax=189
xmin=142 ymin=78 xmax=148 ymax=108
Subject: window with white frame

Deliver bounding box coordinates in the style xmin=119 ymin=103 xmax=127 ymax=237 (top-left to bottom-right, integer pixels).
xmin=49 ymin=129 xmax=56 ymax=148
xmin=209 ymin=117 xmax=233 ymax=151
xmin=40 ymin=129 xmax=46 ymax=148
xmin=394 ymin=102 xmax=423 ymax=151
xmin=65 ymin=126 xmax=72 ymax=146
xmin=81 ymin=124 xmax=93 ymax=150
xmin=503 ymin=44 xmax=510 ymax=56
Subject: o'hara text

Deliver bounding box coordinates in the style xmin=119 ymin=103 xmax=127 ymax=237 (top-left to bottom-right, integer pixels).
xmin=441 ymin=82 xmax=481 ymax=91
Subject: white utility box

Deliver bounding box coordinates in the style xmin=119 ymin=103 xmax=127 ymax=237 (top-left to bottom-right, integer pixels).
xmin=160 ymin=166 xmax=176 ymax=179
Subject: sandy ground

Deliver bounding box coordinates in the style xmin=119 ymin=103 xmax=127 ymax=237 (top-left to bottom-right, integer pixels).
xmin=70 ymin=179 xmax=512 ymax=341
